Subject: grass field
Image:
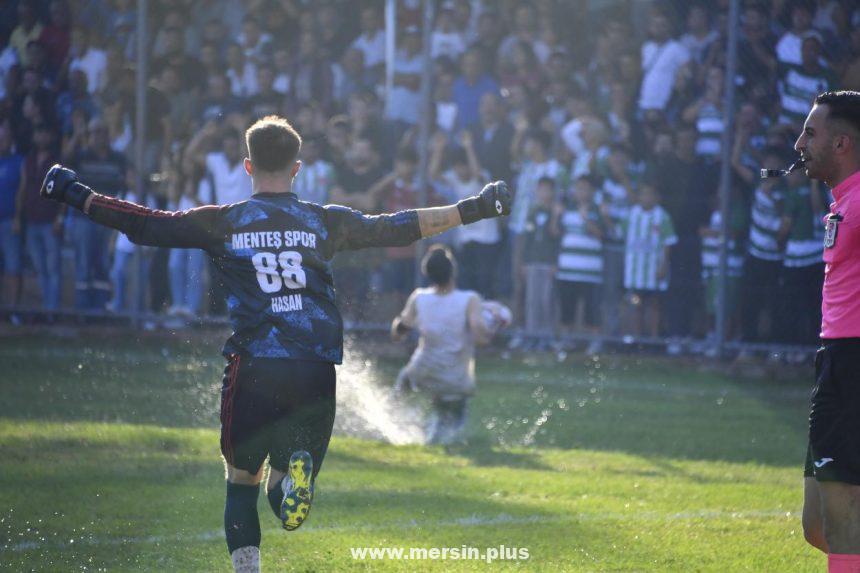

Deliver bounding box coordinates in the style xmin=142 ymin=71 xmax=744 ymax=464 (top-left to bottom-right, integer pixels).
xmin=0 ymin=330 xmax=824 ymax=572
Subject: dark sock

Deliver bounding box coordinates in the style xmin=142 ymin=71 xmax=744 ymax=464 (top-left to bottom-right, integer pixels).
xmin=267 ymin=478 xmax=285 ymax=519
xmin=224 ymin=482 xmax=261 ymax=554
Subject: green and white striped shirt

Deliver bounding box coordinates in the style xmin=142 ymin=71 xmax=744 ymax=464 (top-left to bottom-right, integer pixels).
xmin=623 ymin=204 xmax=677 ymax=291
xmin=557 ymin=206 xmax=603 ymax=284
xmin=695 ymin=102 xmax=723 ymax=158
xmin=748 ymin=187 xmax=784 ymax=261
xmin=783 ymin=185 xmax=830 ymax=268
xmin=701 ymin=210 xmax=745 ymax=279
xmin=778 ymin=63 xmax=837 ymax=127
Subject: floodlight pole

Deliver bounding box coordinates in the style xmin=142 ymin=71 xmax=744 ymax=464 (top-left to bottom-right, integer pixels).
xmin=413 ymin=0 xmax=435 ymax=289
xmin=385 ymin=0 xmax=396 ymax=101
xmin=715 ymin=0 xmax=740 ymax=357
xmin=133 ymin=0 xmax=148 ymax=325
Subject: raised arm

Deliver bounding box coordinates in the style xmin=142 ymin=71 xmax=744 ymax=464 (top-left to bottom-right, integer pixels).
xmin=40 ymin=164 xmax=223 ymax=251
xmin=327 ymin=180 xmax=511 ymax=251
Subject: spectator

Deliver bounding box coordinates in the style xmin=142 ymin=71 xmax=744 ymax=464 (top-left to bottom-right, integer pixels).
xmin=0 ymin=123 xmax=24 ymax=307
xmin=779 ymin=173 xmax=829 ymax=349
xmin=185 ymin=122 xmax=252 ymax=207
xmin=510 ymin=129 xmax=566 ymax=237
xmin=498 ymin=4 xmax=550 ymax=68
xmin=432 ymin=2 xmax=466 ymax=61
xmin=199 ymin=73 xmax=243 ymax=124
xmin=470 ymin=8 xmax=504 ymax=67
xmin=55 ymin=69 xmax=96 ymax=135
xmin=699 ymin=190 xmax=747 ymax=351
xmin=9 ymin=2 xmax=43 ymax=68
xmin=843 ymin=26 xmax=860 ymax=90
xmin=777 ymin=33 xmax=838 ymax=127
xmin=70 ymin=117 xmax=127 ymax=309
xmin=107 ymin=166 xmax=155 ymax=313
xmin=522 ymin=176 xmax=559 ymax=342
xmin=652 ymin=127 xmax=712 ymax=351
xmin=598 ymin=144 xmax=638 ymax=338
xmin=237 ymin=16 xmax=271 ymax=64
xmin=680 ymin=3 xmax=718 ymax=64
xmin=292 ymin=135 xmax=335 ymax=206
xmin=469 ymin=92 xmax=514 ymax=184
xmin=289 ymin=30 xmax=333 ymax=111
xmin=368 ymin=147 xmax=423 ymax=298
xmin=225 ymin=42 xmax=256 ymax=98
xmin=332 ymin=48 xmax=372 ymax=108
xmin=385 ymin=26 xmax=423 ymax=127
xmin=638 ymin=9 xmax=691 ymax=113
xmin=571 ymin=118 xmax=610 ymax=179
xmin=198 ymin=41 xmax=222 ymax=80
xmin=14 ymin=122 xmax=62 ymax=311
xmin=247 ymin=62 xmax=281 ymax=120
xmin=151 ymin=25 xmax=204 ymax=93
xmin=623 ymin=182 xmax=677 ymax=338
xmin=553 ymin=175 xmax=604 ymax=352
xmin=330 ymin=137 xmax=384 ymax=212
xmin=452 ymin=48 xmax=499 ymax=132
xmin=429 ymin=131 xmax=500 ymax=299
xmin=433 ymin=65 xmax=458 ymax=134
xmin=68 ymin=27 xmax=107 ymax=95
xmin=681 ymin=66 xmax=726 ymax=162
xmin=351 ymin=6 xmax=385 ymax=73
xmin=39 ymin=0 xmax=72 ymax=73
xmin=739 ymin=149 xmax=787 ymax=345
xmin=165 ymin=163 xmax=209 ymax=318
xmin=498 ymin=41 xmax=544 ymax=94
xmin=271 ymin=45 xmax=291 ymax=96
xmin=737 ymin=3 xmax=777 ymax=87
xmin=776 ymin=2 xmax=815 ymax=65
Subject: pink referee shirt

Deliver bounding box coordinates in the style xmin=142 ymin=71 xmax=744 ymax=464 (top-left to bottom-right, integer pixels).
xmin=821 ymin=169 xmax=860 ymax=339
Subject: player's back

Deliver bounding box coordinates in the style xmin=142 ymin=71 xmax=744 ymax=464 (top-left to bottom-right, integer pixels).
xmin=213 ymin=192 xmax=344 ymax=363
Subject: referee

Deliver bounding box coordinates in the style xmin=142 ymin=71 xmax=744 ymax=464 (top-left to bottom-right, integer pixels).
xmin=39 ymin=116 xmax=510 ymax=573
xmin=795 ymin=91 xmax=860 ymax=571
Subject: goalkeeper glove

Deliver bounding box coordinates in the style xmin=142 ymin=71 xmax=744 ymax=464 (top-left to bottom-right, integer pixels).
xmin=40 ymin=164 xmax=94 ymax=212
xmin=456 ymin=180 xmax=511 ymax=225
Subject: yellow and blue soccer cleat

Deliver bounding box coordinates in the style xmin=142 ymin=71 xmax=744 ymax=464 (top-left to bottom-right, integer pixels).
xmin=280 ymin=450 xmax=314 ymax=531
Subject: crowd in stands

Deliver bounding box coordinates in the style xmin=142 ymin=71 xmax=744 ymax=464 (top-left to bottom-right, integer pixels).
xmin=1 ymin=0 xmax=859 ymax=356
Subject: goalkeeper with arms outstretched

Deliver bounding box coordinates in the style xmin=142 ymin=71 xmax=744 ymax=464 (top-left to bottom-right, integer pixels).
xmin=40 ymin=115 xmax=510 ymax=573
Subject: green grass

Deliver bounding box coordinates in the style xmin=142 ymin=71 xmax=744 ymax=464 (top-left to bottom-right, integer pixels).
xmin=0 ymin=331 xmax=823 ymax=571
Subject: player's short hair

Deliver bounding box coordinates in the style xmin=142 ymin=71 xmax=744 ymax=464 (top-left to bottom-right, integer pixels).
xmin=815 ymin=91 xmax=860 ymax=135
xmin=422 ymin=245 xmax=456 ymax=286
xmin=245 ymin=115 xmax=302 ymax=173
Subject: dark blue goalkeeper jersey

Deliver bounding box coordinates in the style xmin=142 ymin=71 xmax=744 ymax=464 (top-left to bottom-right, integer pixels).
xmin=87 ymin=191 xmax=421 ymax=363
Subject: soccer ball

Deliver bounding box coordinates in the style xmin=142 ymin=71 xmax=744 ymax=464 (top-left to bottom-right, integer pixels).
xmin=481 ymin=301 xmax=512 ymax=333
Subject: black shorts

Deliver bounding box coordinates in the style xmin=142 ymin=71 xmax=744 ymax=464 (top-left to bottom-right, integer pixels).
xmin=804 ymin=339 xmax=860 ymax=485
xmin=220 ymin=353 xmax=336 ymax=476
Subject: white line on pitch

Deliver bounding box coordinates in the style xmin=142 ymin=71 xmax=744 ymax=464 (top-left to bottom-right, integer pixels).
xmin=5 ymin=508 xmax=798 ymax=553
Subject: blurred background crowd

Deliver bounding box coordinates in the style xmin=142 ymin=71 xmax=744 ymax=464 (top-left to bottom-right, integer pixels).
xmin=1 ymin=0 xmax=858 ymax=357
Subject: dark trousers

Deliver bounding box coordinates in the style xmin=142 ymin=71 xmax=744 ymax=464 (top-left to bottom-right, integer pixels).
xmin=458 ymin=241 xmax=499 ymax=299
xmin=779 ymin=263 xmax=825 ymax=345
xmin=741 ymin=256 xmax=784 ymax=342
xmin=666 ymin=243 xmax=702 ymax=338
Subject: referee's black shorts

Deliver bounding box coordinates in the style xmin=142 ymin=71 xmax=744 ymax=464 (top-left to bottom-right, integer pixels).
xmin=804 ymin=338 xmax=860 ymax=485
xmin=220 ymin=352 xmax=336 ymax=477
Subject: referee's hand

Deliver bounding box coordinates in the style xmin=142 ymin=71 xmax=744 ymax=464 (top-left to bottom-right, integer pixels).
xmin=457 ymin=181 xmax=511 ymax=225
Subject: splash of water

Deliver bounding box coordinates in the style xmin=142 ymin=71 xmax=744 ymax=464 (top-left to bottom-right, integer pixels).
xmin=333 ymin=337 xmax=425 ymax=445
